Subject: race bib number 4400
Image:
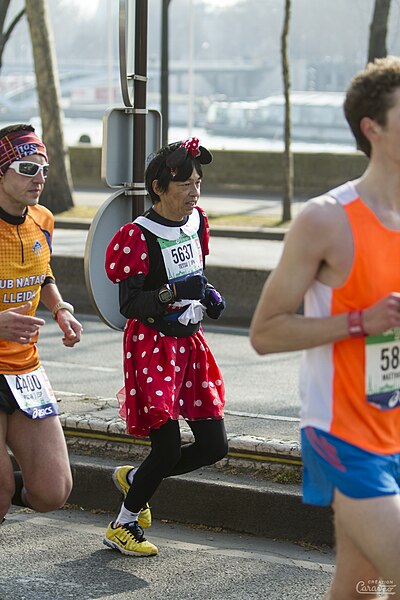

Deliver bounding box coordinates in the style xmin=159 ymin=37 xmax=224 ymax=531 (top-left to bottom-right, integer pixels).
xmin=5 ymin=365 xmax=59 ymax=419
xmin=366 ymin=329 xmax=400 ymax=410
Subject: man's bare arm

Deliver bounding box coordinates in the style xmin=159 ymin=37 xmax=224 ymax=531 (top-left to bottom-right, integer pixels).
xmin=250 ymin=198 xmax=400 ymax=355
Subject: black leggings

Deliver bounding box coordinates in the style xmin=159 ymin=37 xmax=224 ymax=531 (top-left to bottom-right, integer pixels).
xmin=124 ymin=418 xmax=228 ymax=513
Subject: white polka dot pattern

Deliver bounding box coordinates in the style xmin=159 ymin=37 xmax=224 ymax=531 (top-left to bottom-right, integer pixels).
xmin=105 ymin=223 xmax=150 ymax=283
xmin=105 ymin=210 xmax=222 ymax=438
xmin=119 ymin=320 xmax=225 ymax=437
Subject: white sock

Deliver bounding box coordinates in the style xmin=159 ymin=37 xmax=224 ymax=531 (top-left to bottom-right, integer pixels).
xmin=115 ymin=503 xmax=140 ymax=526
xmin=126 ymin=467 xmax=137 ymax=486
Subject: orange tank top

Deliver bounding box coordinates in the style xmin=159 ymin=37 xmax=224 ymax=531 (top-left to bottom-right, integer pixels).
xmin=0 ymin=204 xmax=54 ymax=374
xmin=300 ymin=181 xmax=400 ymax=454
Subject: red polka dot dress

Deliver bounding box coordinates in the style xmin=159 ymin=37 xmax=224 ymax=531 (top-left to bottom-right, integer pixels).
xmin=105 ymin=207 xmax=225 ymax=437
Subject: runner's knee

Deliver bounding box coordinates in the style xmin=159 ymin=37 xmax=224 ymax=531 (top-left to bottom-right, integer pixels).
xmin=154 ymin=444 xmax=182 ymax=474
xmin=201 ymin=435 xmax=228 ymax=465
xmin=24 ymin=472 xmax=72 ymax=512
xmin=0 ymin=463 xmax=16 ymax=517
xmin=191 ymin=420 xmax=228 ymax=465
xmin=0 ymin=485 xmax=13 ymax=519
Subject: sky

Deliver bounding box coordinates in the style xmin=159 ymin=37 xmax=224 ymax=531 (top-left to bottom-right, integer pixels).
xmin=202 ymin=0 xmax=239 ymax=5
xmin=60 ymin=0 xmax=103 ymax=17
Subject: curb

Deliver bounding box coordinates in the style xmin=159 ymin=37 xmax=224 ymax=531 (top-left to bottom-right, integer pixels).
xmin=55 ymin=217 xmax=92 ymax=230
xmin=59 ymin=405 xmax=333 ymax=546
xmin=60 ymin=409 xmax=302 ymax=455
xmin=60 ymin=409 xmax=302 ymax=476
xmin=67 ymin=454 xmax=334 ymax=546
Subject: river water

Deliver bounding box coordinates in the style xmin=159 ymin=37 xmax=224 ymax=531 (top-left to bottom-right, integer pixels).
xmin=0 ymin=115 xmax=356 ymax=154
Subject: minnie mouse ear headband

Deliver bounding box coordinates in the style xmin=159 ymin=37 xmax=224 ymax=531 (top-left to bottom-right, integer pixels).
xmin=165 ymin=137 xmax=212 ymax=178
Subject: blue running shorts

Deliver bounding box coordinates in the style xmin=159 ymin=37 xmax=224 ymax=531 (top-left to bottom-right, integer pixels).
xmin=301 ymin=426 xmax=400 ymax=506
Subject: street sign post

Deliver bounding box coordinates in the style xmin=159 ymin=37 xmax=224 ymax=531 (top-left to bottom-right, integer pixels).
xmin=119 ymin=0 xmax=135 ymax=107
xmin=84 ymin=190 xmax=132 ymax=331
xmin=101 ymin=107 xmax=161 ymax=189
xmin=84 ymin=0 xmax=159 ymax=330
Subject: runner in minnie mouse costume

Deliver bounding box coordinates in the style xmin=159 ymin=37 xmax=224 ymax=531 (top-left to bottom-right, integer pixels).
xmin=103 ymin=138 xmax=228 ymax=556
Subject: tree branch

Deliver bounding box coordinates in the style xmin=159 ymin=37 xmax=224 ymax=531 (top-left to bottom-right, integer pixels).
xmin=3 ymin=7 xmax=25 ymax=46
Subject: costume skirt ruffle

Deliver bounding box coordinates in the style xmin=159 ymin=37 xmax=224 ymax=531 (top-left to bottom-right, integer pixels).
xmin=117 ymin=319 xmax=225 ymax=437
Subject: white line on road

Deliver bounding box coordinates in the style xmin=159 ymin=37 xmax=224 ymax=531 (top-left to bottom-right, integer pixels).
xmin=42 ymin=360 xmax=118 ymax=373
xmin=225 ymin=409 xmax=300 ymax=422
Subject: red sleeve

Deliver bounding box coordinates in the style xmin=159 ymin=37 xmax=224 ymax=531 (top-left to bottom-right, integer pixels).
xmin=105 ymin=223 xmax=150 ymax=283
xmin=197 ymin=207 xmax=210 ymax=257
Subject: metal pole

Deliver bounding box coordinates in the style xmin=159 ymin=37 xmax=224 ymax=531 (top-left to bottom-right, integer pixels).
xmin=187 ymin=0 xmax=194 ymax=135
xmin=161 ymin=0 xmax=170 ymax=146
xmin=132 ymin=0 xmax=148 ymax=219
xmin=107 ymin=0 xmax=114 ymax=105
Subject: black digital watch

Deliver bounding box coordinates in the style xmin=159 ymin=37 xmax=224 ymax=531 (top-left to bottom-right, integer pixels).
xmin=158 ymin=284 xmax=174 ymax=304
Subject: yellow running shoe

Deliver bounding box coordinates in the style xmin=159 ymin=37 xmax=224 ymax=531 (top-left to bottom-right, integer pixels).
xmin=103 ymin=521 xmax=158 ymax=556
xmin=112 ymin=465 xmax=152 ymax=529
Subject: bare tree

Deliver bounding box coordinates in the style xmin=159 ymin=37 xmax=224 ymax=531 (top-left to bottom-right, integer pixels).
xmin=281 ymin=0 xmax=293 ymax=223
xmin=25 ymin=0 xmax=73 ymax=213
xmin=0 ymin=0 xmax=25 ymax=71
xmin=368 ymin=0 xmax=391 ymax=63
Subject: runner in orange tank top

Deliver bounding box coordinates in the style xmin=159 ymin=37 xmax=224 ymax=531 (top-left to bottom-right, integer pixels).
xmin=250 ymin=57 xmax=400 ymax=599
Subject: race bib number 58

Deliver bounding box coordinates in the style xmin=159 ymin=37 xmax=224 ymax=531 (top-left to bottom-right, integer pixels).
xmin=365 ymin=330 xmax=400 ymax=410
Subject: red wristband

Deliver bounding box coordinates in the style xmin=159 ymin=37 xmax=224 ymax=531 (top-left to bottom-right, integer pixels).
xmin=348 ymin=310 xmax=366 ymax=338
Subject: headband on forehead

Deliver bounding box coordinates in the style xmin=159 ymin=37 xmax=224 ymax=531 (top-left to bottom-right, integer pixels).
xmin=165 ymin=137 xmax=212 ymax=178
xmin=0 ymin=130 xmax=48 ymax=176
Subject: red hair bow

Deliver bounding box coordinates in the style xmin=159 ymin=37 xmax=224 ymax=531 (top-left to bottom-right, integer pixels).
xmin=180 ymin=137 xmax=200 ymax=158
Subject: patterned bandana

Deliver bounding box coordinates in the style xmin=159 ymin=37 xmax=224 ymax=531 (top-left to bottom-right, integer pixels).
xmin=0 ymin=130 xmax=48 ymax=176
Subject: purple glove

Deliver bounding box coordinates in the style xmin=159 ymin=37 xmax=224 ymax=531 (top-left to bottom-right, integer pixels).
xmin=204 ymin=285 xmax=226 ymax=319
xmin=173 ymin=274 xmax=208 ymax=300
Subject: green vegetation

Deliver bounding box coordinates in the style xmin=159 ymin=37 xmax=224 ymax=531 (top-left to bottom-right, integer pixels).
xmin=57 ymin=206 xmax=98 ymax=219
xmin=272 ymin=467 xmax=302 ymax=485
xmin=56 ymin=206 xmax=291 ymax=229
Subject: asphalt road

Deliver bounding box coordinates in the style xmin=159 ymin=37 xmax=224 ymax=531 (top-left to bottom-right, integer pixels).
xmin=2 ymin=507 xmax=334 ymax=600
xmin=37 ymin=313 xmax=302 ymax=441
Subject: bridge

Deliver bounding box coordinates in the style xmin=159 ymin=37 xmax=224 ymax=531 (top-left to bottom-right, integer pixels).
xmin=2 ymin=58 xmax=273 ymax=100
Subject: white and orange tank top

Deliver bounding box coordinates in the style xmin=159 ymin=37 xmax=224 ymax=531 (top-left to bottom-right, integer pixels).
xmin=300 ymin=181 xmax=400 ymax=454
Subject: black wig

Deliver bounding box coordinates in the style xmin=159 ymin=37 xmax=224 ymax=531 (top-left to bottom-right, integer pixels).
xmin=145 ymin=139 xmax=212 ymax=203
